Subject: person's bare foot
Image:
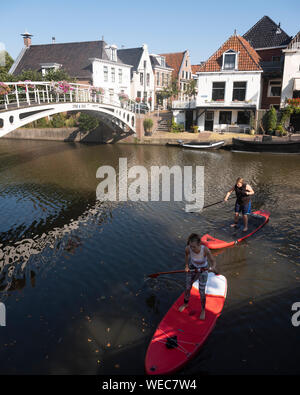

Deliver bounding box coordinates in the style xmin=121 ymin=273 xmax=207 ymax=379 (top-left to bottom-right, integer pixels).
xmin=230 ymin=223 xmax=238 ymax=228
xmin=179 ymin=303 xmax=188 ymax=312
xmin=199 ymin=310 xmax=206 ymax=320
xmin=242 ymin=227 xmax=248 ymax=232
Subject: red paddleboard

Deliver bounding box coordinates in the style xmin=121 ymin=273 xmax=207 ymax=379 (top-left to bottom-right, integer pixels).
xmin=201 ymin=210 xmax=270 ymax=250
xmin=145 ymin=272 xmax=227 ymax=375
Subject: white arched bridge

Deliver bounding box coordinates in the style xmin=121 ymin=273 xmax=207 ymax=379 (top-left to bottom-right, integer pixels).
xmin=0 ymin=81 xmax=138 ymax=138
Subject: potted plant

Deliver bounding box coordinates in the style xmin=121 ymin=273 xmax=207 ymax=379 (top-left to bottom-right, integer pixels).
xmin=135 ymin=97 xmax=141 ymax=103
xmin=143 ymin=118 xmax=154 ymax=136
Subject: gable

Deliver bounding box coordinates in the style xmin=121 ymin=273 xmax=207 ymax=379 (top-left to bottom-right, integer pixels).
xmin=244 ymin=15 xmax=292 ymax=49
xmin=198 ymin=35 xmax=262 ymax=73
xmin=158 ymin=52 xmax=185 ymax=78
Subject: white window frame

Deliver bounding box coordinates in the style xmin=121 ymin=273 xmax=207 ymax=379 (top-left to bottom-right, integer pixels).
xmin=222 ymin=50 xmax=238 ymax=71
xmin=104 ymin=66 xmax=108 ymax=82
xmin=267 ymin=79 xmax=282 ymax=97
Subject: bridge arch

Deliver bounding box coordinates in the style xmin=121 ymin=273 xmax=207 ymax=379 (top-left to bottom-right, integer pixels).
xmin=0 ymin=81 xmax=137 ymax=138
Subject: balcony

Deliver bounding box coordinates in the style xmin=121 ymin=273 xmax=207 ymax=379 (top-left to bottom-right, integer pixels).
xmin=196 ymin=99 xmax=256 ymax=109
xmin=172 ymin=99 xmax=196 ymax=109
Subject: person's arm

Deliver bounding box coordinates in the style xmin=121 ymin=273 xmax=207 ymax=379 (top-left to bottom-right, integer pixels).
xmin=224 ymin=186 xmax=235 ymax=201
xmin=245 ymin=184 xmax=254 ymax=196
xmin=185 ymin=246 xmax=190 ymax=272
xmin=205 ymin=247 xmax=217 ymax=273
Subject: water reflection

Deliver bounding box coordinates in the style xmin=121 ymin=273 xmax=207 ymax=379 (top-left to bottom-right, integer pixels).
xmin=0 ymin=140 xmax=299 ymax=374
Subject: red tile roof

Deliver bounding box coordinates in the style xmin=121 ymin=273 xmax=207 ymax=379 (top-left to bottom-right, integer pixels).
xmin=198 ymin=35 xmax=262 ymax=72
xmin=192 ymin=64 xmax=201 ymax=74
xmin=159 ymin=52 xmax=185 ymax=78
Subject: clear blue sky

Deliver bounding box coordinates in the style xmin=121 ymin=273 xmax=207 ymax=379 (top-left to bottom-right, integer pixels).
xmin=1 ymin=0 xmax=300 ymax=65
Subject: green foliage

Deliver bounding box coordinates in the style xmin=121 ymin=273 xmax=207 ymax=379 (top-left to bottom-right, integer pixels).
xmin=50 ymin=114 xmax=65 ymax=128
xmin=249 ymin=111 xmax=255 ymax=130
xmin=266 ymin=106 xmax=277 ymax=133
xmin=170 ymin=118 xmax=184 ymax=133
xmin=143 ymin=118 xmax=153 ymax=133
xmin=35 ymin=117 xmax=50 ymax=128
xmin=43 ymin=68 xmax=76 ymax=82
xmin=78 ymin=113 xmax=99 ymax=131
xmin=184 ymin=79 xmax=197 ymax=98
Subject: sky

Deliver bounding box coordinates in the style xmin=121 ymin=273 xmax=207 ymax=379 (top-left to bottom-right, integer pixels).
xmin=1 ymin=0 xmax=300 ymax=65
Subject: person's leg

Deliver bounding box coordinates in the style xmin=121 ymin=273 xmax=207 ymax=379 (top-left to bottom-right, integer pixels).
xmin=231 ymin=201 xmax=240 ymax=227
xmin=231 ymin=212 xmax=239 ymax=227
xmin=198 ymin=271 xmax=208 ymax=320
xmin=179 ymin=271 xmax=196 ymax=312
xmin=242 ymin=201 xmax=251 ymax=231
xmin=243 ymin=214 xmax=248 ymax=231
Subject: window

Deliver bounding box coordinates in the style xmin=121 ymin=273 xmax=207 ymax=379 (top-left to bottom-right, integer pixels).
xmin=182 ymin=71 xmax=185 ymax=78
xmin=157 ymin=72 xmax=160 ymax=86
xmin=118 ymin=69 xmax=122 ymax=84
xmin=212 ymin=82 xmax=225 ymax=101
xmin=237 ymin=111 xmax=250 ymax=124
xmin=232 ymin=81 xmax=247 ymax=101
xmin=111 ymin=67 xmax=115 ymax=83
xmin=162 ymin=73 xmax=165 ymax=86
xmin=219 ymin=111 xmax=232 ymax=124
xmin=147 ymin=73 xmax=150 ymax=87
xmin=140 ymin=72 xmax=144 ymax=85
xmin=268 ymin=80 xmax=281 ymax=97
xmin=223 ymin=51 xmax=237 ymax=70
xmin=104 ymin=66 xmax=108 ymax=82
xmin=272 ymin=56 xmax=281 ymax=62
xmin=160 ymin=56 xmax=166 ymax=67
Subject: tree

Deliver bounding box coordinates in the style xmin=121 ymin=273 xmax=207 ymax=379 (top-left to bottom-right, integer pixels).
xmin=267 ymin=106 xmax=277 ymax=133
xmin=184 ymin=79 xmax=197 ymax=99
xmin=78 ymin=113 xmax=99 ymax=131
xmin=0 ymin=51 xmax=15 ymax=81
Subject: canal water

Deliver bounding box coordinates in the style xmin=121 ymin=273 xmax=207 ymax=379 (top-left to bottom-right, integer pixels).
xmin=0 ymin=139 xmax=299 ymax=375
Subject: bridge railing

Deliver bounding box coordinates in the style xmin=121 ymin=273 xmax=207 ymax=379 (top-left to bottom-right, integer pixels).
xmin=0 ymin=81 xmax=137 ymax=113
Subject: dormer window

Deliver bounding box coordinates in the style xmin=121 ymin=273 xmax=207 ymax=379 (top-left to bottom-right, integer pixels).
xmin=222 ymin=50 xmax=238 ymax=70
xmin=105 ymin=45 xmax=118 ymax=62
xmin=40 ymin=63 xmax=62 ymax=76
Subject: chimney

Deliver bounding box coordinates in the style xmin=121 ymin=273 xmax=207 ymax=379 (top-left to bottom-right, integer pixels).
xmin=52 ymin=37 xmax=56 ymax=44
xmin=21 ymin=31 xmax=33 ymax=47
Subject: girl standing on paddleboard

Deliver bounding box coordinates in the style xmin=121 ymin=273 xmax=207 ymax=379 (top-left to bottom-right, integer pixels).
xmin=179 ymin=233 xmax=217 ymax=320
xmin=224 ymin=177 xmax=254 ymax=232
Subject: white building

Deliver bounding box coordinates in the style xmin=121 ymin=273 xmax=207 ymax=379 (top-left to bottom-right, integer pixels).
xmin=281 ymin=32 xmax=300 ymax=106
xmin=90 ymin=44 xmax=132 ymax=102
xmin=118 ymin=44 xmax=155 ymax=110
xmin=173 ymin=34 xmax=263 ymax=132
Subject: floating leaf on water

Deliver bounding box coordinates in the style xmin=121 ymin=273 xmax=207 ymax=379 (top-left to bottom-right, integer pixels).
xmin=87 ymin=338 xmax=92 ymax=343
xmin=106 ymin=342 xmax=111 ymax=348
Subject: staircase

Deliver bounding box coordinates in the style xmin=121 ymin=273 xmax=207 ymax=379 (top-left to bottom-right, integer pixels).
xmin=156 ymin=111 xmax=172 ymax=133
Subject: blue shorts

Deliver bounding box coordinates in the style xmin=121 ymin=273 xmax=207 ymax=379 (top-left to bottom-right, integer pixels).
xmin=235 ymin=200 xmax=251 ymax=215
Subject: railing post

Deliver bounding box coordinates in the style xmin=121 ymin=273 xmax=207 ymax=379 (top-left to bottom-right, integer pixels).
xmin=46 ymin=85 xmax=50 ymax=103
xmin=37 ymin=88 xmax=40 ymax=104
xmin=15 ymin=84 xmax=19 ymax=107
xmin=26 ymin=85 xmax=30 ymax=105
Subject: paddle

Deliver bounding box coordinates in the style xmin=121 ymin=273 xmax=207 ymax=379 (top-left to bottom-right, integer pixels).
xmin=189 ymin=196 xmax=235 ymax=213
xmin=148 ymin=269 xmax=218 ymax=279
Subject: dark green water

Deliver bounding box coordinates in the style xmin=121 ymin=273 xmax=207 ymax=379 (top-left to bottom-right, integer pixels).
xmin=0 ymin=139 xmax=299 ymax=374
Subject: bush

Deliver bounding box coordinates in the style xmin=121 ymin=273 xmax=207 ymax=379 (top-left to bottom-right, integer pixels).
xmin=170 ymin=120 xmax=184 ymax=133
xmin=143 ymin=118 xmax=154 ymax=133
xmin=266 ymin=107 xmax=277 ymax=133
xmin=77 ymin=113 xmax=99 ymax=131
xmin=35 ymin=117 xmax=49 ymax=128
xmin=50 ymin=114 xmax=65 ymax=128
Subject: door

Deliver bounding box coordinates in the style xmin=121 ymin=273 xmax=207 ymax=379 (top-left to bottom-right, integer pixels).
xmin=186 ymin=110 xmax=194 ymax=131
xmin=204 ymin=111 xmax=214 ymax=131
